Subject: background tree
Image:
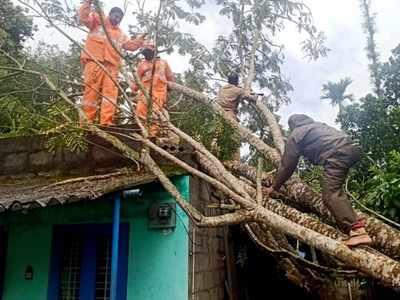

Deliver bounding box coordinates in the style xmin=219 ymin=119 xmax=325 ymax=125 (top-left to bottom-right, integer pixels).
xmin=321 ymin=77 xmax=353 ymax=114
xmin=359 ymin=0 xmax=383 ymax=97
xmin=0 ymin=0 xmax=38 ymax=136
xmin=338 ymin=44 xmax=400 ymax=227
xmin=206 ymin=0 xmax=328 ymax=163
xmin=0 ymin=0 xmax=36 ymax=52
xmin=338 ymin=45 xmax=400 ymax=164
xmin=382 ymin=44 xmax=400 ymax=106
xmin=362 ymin=150 xmax=400 ymax=222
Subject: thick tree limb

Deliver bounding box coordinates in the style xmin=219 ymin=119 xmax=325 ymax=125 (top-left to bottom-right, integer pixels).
xmin=248 ymin=206 xmax=400 ymax=287
xmin=253 ymin=97 xmax=286 ymax=154
xmin=169 ymin=81 xmax=400 ymax=261
xmin=256 ymin=158 xmax=263 ymax=204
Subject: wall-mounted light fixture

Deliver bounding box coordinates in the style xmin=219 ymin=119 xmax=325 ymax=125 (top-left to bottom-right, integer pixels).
xmin=24 ymin=265 xmax=33 ymax=280
xmin=122 ymin=189 xmax=142 ymax=199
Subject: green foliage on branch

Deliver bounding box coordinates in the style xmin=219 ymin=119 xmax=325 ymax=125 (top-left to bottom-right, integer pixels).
xmin=362 ymin=151 xmax=400 ymax=222
xmin=0 ymin=43 xmax=81 ymax=137
xmin=0 ymin=0 xmax=36 ymax=52
xmin=172 ymin=98 xmax=241 ymax=161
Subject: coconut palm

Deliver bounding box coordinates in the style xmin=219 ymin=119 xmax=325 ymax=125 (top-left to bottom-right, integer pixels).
xmin=321 ymin=77 xmax=354 ymax=113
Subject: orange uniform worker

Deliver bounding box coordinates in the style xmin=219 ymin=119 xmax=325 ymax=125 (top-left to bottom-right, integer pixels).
xmin=79 ymin=0 xmax=146 ymax=125
xmin=134 ymin=47 xmax=175 ymax=137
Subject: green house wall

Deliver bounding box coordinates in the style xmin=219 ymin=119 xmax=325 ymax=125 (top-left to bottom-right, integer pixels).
xmin=0 ymin=176 xmax=189 ymax=300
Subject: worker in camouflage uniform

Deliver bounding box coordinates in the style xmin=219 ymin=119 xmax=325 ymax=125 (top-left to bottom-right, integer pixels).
xmin=265 ymin=114 xmax=372 ymax=247
xmin=215 ymin=73 xmax=254 ymax=160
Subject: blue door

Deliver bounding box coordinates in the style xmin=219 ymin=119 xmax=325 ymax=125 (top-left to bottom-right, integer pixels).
xmin=48 ymin=224 xmax=129 ymax=300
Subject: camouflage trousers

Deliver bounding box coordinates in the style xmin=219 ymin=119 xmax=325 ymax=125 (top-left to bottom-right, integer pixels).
xmin=226 ymin=110 xmax=240 ymax=161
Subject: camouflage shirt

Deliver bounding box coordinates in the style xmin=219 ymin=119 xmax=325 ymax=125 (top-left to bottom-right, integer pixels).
xmin=216 ymin=84 xmax=246 ymax=115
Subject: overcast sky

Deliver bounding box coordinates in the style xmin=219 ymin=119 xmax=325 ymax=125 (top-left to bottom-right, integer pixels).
xmin=25 ymin=0 xmax=399 ymax=128
xmin=278 ymin=0 xmax=399 ymax=128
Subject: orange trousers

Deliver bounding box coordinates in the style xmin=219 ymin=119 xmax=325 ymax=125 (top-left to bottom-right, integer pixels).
xmin=82 ymin=61 xmax=119 ymax=125
xmin=135 ymin=85 xmax=167 ymax=137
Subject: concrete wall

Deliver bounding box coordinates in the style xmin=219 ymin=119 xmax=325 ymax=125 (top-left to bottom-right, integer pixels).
xmin=189 ymin=177 xmax=226 ymax=300
xmin=0 ymin=135 xmax=107 ymax=177
xmin=0 ymin=176 xmax=189 ymax=300
xmin=3 ymin=225 xmax=52 ymax=300
xmin=0 ymin=134 xmax=191 ymax=177
xmin=126 ymin=177 xmax=189 ymax=300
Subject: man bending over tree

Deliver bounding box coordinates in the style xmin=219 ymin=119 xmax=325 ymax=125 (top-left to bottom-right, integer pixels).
xmin=265 ymin=114 xmax=372 ymax=247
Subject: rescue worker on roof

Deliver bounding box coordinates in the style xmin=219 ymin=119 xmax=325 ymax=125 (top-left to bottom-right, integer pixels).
xmin=215 ymin=73 xmax=254 ymax=160
xmin=78 ymin=0 xmax=147 ymax=125
xmin=133 ymin=45 xmax=176 ymax=142
xmin=265 ymin=114 xmax=372 ymax=247
xmin=217 ymin=73 xmax=249 ymax=120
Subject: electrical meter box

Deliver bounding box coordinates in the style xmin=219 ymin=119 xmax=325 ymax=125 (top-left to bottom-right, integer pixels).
xmin=148 ymin=202 xmax=176 ymax=229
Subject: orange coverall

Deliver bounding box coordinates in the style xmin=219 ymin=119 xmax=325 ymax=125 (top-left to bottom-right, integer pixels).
xmin=79 ymin=1 xmax=144 ymax=125
xmin=134 ymin=58 xmax=175 ymax=136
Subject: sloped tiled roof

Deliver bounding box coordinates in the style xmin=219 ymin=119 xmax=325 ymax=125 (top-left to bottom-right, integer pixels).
xmin=0 ymin=169 xmax=182 ymax=213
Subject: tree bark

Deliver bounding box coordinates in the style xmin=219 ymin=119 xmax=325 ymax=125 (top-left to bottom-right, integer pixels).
xmin=169 ymin=82 xmax=400 ymax=261
xmin=254 ymin=97 xmax=286 ymax=154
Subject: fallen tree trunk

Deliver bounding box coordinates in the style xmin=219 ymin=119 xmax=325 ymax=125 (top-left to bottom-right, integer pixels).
xmin=228 ymin=160 xmax=400 ymax=260
xmin=284 ymin=175 xmax=400 ymax=260
xmin=168 ymin=81 xmax=400 ymax=261
xmin=17 ymin=61 xmax=400 ymax=287
xmin=200 ymin=157 xmax=344 ymax=242
xmin=243 ymin=203 xmax=400 ymax=287
xmin=105 ymin=121 xmax=400 ymax=287
xmin=190 ymin=152 xmax=400 ymax=286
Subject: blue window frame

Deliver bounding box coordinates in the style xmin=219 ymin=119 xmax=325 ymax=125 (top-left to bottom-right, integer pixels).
xmin=48 ymin=224 xmax=129 ymax=300
xmin=0 ymin=227 xmax=7 ymax=300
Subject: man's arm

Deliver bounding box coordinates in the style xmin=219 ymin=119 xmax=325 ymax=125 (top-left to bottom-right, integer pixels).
xmin=272 ymin=135 xmax=300 ymax=190
xmin=165 ymin=62 xmax=175 ymax=82
xmin=122 ymin=34 xmax=146 ymax=51
xmin=230 ymin=86 xmax=250 ymax=103
xmin=236 ymin=87 xmax=258 ymax=103
xmin=78 ymin=0 xmax=99 ymax=30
